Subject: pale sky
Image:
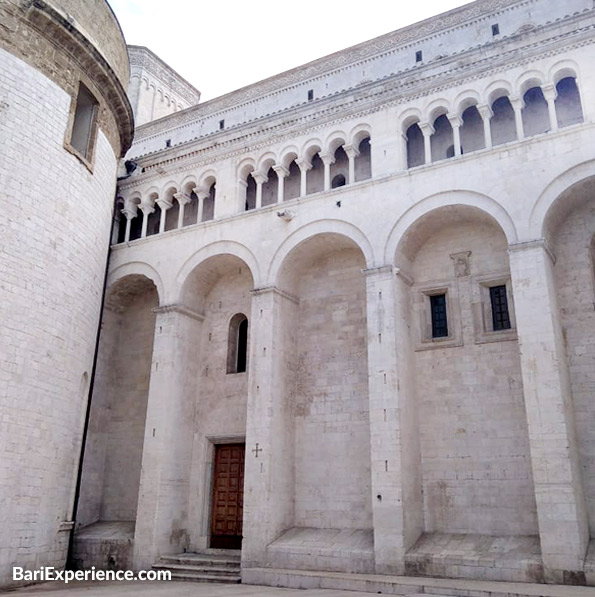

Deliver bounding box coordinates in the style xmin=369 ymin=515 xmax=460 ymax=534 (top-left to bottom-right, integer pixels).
xmin=108 ymin=0 xmax=472 ymax=101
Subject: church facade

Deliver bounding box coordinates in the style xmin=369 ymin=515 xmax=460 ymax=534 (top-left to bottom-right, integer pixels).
xmin=2 ymin=0 xmax=595 ymax=592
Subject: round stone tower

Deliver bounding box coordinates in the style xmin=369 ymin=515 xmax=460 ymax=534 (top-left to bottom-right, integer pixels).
xmin=0 ymin=0 xmax=132 ymax=585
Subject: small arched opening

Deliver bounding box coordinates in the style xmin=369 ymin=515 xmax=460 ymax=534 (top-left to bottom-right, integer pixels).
xmin=284 ymin=159 xmax=301 ymax=201
xmin=146 ymin=193 xmax=160 ymax=237
xmin=460 ymin=105 xmax=485 ymax=153
xmin=555 ymin=77 xmax=584 ymax=128
xmin=261 ymin=167 xmax=278 ymax=207
xmin=202 ymin=182 xmax=216 ymax=222
xmin=306 ymin=151 xmax=324 ymax=195
xmin=522 ymin=86 xmax=550 ymax=136
xmin=330 ymin=145 xmax=349 ymax=186
xmin=490 ymin=95 xmax=516 ymax=146
xmin=406 ymin=121 xmax=424 ymax=168
xmin=331 ymin=174 xmax=346 ymax=189
xmin=227 ymin=313 xmax=248 ymax=374
xmin=354 ymin=136 xmax=372 ymax=181
xmin=430 ymin=114 xmax=454 ymax=162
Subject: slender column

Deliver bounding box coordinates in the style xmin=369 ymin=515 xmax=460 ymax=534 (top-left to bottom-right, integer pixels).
xmin=418 ymin=121 xmax=434 ymax=165
xmin=508 ymin=240 xmax=589 ymax=582
xmin=133 ymin=305 xmax=204 ymax=569
xmin=273 ymin=165 xmax=289 ymax=203
xmin=156 ymin=198 xmax=172 ymax=234
xmin=121 ymin=201 xmax=138 ymax=242
xmin=364 ymin=266 xmax=422 ymax=574
xmin=343 ymin=144 xmax=360 ymax=184
xmin=242 ymin=287 xmax=298 ymax=567
xmin=173 ymin=192 xmax=191 ymax=229
xmin=319 ymin=152 xmax=335 ymax=191
xmin=477 ymin=103 xmax=493 ymax=149
xmin=399 ymin=132 xmax=409 ymax=170
xmin=193 ymin=187 xmax=208 ymax=223
xmin=542 ymin=83 xmax=559 ymax=133
xmin=139 ymin=201 xmax=154 ymax=238
xmin=252 ymin=172 xmax=267 ymax=209
xmin=447 ymin=114 xmax=463 ymax=157
xmin=510 ymin=95 xmax=525 ymax=141
xmin=296 ymin=158 xmax=311 ymax=197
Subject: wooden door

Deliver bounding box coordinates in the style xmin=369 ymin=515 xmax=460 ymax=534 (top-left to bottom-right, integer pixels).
xmin=210 ymin=443 xmax=245 ymax=549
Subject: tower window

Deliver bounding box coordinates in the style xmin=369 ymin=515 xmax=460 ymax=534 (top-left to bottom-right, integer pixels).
xmin=227 ymin=314 xmax=248 ymax=374
xmin=492 ymin=23 xmax=500 ymax=36
xmin=331 ymin=174 xmax=346 ymax=188
xmin=69 ymin=82 xmax=98 ymax=161
xmin=415 ymin=50 xmax=423 ymax=63
xmin=219 ymin=119 xmax=225 ymax=130
xmin=490 ymin=285 xmax=511 ymax=331
xmin=308 ymin=89 xmax=314 ymax=101
xmin=165 ymin=139 xmax=171 ymax=147
xmin=430 ymin=294 xmax=448 ymax=338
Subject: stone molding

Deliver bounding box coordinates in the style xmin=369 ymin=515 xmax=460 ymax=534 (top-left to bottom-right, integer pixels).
xmin=120 ymin=23 xmax=595 ymax=187
xmin=152 ymin=304 xmax=205 ymax=321
xmin=251 ymin=286 xmax=300 ymax=305
xmin=508 ymin=238 xmax=557 ymax=264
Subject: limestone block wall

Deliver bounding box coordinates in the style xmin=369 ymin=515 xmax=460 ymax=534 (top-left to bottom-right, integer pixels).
xmin=409 ymin=218 xmax=537 ymax=535
xmin=292 ymin=249 xmax=372 ymax=530
xmin=0 ymin=48 xmax=118 ymax=582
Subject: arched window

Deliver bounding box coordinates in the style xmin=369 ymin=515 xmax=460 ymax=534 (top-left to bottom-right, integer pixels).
xmin=202 ymin=183 xmax=216 ymax=222
xmin=183 ymin=190 xmax=199 ymax=226
xmin=522 ymin=86 xmax=549 ymax=136
xmin=227 ymin=314 xmax=248 ymax=374
xmin=284 ymin=160 xmax=301 ymax=201
xmin=430 ymin=114 xmax=454 ymax=162
xmin=555 ymin=77 xmax=583 ymax=128
xmin=491 ymin=96 xmax=516 ymax=146
xmin=354 ymin=137 xmax=372 ymax=181
xmin=306 ymin=152 xmax=324 ymax=195
xmin=460 ymin=105 xmax=485 ymax=153
xmin=245 ymin=176 xmax=256 ymax=211
xmin=330 ymin=145 xmax=349 ymax=186
xmin=406 ymin=122 xmax=424 ymax=168
xmin=261 ymin=167 xmax=278 ymax=207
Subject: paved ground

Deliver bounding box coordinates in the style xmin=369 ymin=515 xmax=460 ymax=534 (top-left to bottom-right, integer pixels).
xmin=3 ymin=580 xmax=440 ymax=596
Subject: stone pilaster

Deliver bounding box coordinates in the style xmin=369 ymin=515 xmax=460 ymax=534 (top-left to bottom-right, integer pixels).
xmin=508 ymin=240 xmax=589 ymax=583
xmin=364 ymin=266 xmax=422 ymax=574
xmin=132 ymin=304 xmax=203 ymax=570
xmin=242 ymin=287 xmax=297 ymax=566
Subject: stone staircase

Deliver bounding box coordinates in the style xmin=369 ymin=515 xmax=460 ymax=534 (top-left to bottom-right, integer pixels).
xmin=152 ymin=550 xmax=241 ymax=583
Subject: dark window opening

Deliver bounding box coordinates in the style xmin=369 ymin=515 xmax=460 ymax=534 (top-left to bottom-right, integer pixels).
xmin=492 ymin=23 xmax=500 ymax=36
xmin=70 ymin=82 xmax=98 ymax=160
xmin=490 ymin=285 xmax=511 ymax=331
xmin=308 ymin=89 xmax=314 ymax=101
xmin=219 ymin=119 xmax=225 ymax=130
xmin=415 ymin=50 xmax=423 ymax=63
xmin=446 ymin=145 xmax=456 ymax=158
xmin=227 ymin=314 xmax=248 ymax=374
xmin=331 ymin=174 xmax=346 ymax=188
xmin=430 ymin=294 xmax=448 ymax=338
xmin=165 ymin=139 xmax=171 ymax=147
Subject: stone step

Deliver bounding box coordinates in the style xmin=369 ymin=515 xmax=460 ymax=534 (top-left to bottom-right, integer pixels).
xmin=166 ymin=571 xmax=241 ymax=583
xmin=243 ymin=567 xmax=595 ymax=597
xmin=153 ymin=563 xmax=240 ymax=576
xmin=158 ymin=553 xmax=241 ymax=567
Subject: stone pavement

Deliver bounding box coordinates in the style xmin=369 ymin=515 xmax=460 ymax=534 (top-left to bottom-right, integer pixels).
xmin=5 ymin=580 xmax=447 ymax=597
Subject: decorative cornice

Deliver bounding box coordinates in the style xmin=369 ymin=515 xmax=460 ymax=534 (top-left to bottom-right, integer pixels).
xmin=120 ymin=22 xmax=595 ymax=191
xmin=152 ymin=304 xmax=205 ymax=321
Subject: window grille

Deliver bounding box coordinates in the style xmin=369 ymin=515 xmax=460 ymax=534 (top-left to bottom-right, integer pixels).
xmin=490 ymin=285 xmax=511 ymax=331
xmin=430 ymin=294 xmax=448 ymax=338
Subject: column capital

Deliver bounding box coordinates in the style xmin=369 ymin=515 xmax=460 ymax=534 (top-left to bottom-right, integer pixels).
xmin=477 ymin=103 xmax=493 ymax=120
xmin=319 ymin=152 xmax=336 ymax=166
xmin=342 ymin=144 xmax=360 ymax=159
xmin=173 ymin=191 xmax=191 ymax=206
xmin=418 ymin=121 xmax=435 ymax=137
xmin=541 ymin=82 xmax=558 ymax=102
xmin=139 ymin=201 xmax=155 ymax=216
xmin=296 ymin=158 xmax=312 ymax=172
xmin=273 ymin=164 xmax=289 ymax=178
xmin=156 ymin=198 xmax=172 ymax=211
xmin=252 ymin=172 xmax=268 ymax=185
xmin=509 ymin=94 xmax=525 ymax=111
xmin=121 ymin=207 xmax=137 ymax=221
xmin=192 ymin=186 xmax=209 ymax=201
xmin=447 ymin=113 xmax=463 ymax=128
xmin=152 ymin=303 xmax=205 ymax=322
xmin=508 ymin=238 xmax=556 ymax=264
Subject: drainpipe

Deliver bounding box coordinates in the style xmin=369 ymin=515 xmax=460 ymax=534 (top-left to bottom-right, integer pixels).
xmin=66 ymin=191 xmax=120 ymax=569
